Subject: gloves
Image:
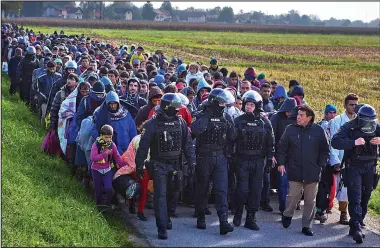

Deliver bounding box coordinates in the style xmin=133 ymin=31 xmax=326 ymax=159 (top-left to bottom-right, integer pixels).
xmin=136 ymin=168 xmax=144 ymax=181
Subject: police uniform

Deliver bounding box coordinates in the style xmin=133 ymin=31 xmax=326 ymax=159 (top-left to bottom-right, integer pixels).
xmin=191 ymin=88 xmax=237 ymax=235
xmin=331 ymin=105 xmax=380 ymax=244
xmin=135 ymin=93 xmax=196 ymax=240
xmin=233 ymin=90 xmax=275 ymax=231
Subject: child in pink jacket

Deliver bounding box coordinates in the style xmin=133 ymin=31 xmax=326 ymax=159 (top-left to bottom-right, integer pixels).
xmin=90 ymin=124 xmax=125 ymax=211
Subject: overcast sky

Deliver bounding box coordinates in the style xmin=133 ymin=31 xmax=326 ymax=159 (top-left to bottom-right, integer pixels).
xmin=128 ymin=2 xmax=379 ymax=22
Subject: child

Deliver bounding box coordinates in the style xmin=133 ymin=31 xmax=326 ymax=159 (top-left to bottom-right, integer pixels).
xmin=90 ymin=124 xmax=125 ymax=212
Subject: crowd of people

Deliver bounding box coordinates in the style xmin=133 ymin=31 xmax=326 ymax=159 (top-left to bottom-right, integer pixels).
xmin=1 ymin=23 xmax=379 ymax=243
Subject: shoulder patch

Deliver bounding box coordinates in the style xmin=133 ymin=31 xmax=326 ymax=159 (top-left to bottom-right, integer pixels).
xmin=141 ymin=128 xmax=146 ymax=135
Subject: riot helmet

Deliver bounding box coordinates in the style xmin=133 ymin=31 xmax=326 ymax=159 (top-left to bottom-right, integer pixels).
xmin=357 ymin=104 xmax=377 ymax=134
xmin=160 ymin=93 xmax=183 ymax=117
xmin=242 ymin=90 xmax=263 ymax=113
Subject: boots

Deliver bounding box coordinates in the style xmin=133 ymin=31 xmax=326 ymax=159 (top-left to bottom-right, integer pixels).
xmin=167 ymin=218 xmax=172 ymax=230
xmin=233 ymin=205 xmax=243 ymax=227
xmin=157 ymin=229 xmax=168 ymax=240
xmin=219 ymin=213 xmax=234 ymax=235
xmin=351 ymin=222 xmax=365 ymax=244
xmin=197 ymin=208 xmax=206 ymax=229
xmin=244 ymin=212 xmax=260 ymax=231
xmin=339 ymin=212 xmax=349 ymax=225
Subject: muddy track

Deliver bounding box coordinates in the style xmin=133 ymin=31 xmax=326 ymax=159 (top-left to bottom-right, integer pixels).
xmin=102 ymin=38 xmax=378 ymax=67
xmin=230 ymin=44 xmax=380 ymax=62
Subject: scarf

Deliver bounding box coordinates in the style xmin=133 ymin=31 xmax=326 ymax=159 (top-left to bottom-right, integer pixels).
xmin=95 ymin=136 xmax=114 ymax=166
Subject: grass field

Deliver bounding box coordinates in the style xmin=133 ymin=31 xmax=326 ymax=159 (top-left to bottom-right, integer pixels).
xmin=1 ymin=75 xmax=134 ymax=247
xmin=27 ymin=26 xmax=380 ymax=121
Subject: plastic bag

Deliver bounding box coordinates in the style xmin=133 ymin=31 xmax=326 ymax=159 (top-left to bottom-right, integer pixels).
xmin=2 ymin=62 xmax=8 ymax=73
xmin=41 ymin=129 xmax=62 ymax=156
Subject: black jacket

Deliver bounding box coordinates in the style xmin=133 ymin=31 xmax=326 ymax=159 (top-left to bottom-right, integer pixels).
xmin=7 ymin=55 xmax=22 ymax=79
xmin=135 ymin=110 xmax=196 ymax=171
xmin=270 ymin=112 xmax=295 ymax=150
xmin=276 ymin=122 xmax=330 ymax=183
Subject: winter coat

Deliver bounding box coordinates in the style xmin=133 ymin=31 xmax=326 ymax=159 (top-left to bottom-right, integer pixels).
xmin=50 ymin=85 xmax=74 ymax=130
xmin=193 ymin=78 xmax=211 ymax=108
xmin=7 ymin=55 xmax=22 ymax=79
xmin=134 ymin=86 xmax=162 ymax=128
xmin=90 ymin=141 xmax=125 ymax=170
xmin=276 ymin=122 xmax=330 ymax=183
xmin=92 ymin=91 xmax=137 ymax=155
xmin=37 ymin=71 xmax=62 ymax=103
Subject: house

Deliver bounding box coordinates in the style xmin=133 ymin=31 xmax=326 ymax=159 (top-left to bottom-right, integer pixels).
xmin=116 ymin=8 xmax=133 ymax=21
xmin=177 ymin=11 xmax=206 ymax=23
xmin=62 ymin=6 xmax=83 ymax=19
xmin=187 ymin=12 xmax=206 ymax=23
xmin=154 ymin=9 xmax=172 ymax=22
xmin=43 ymin=5 xmax=63 ymax=18
xmin=234 ymin=13 xmax=251 ymax=24
xmin=206 ymin=14 xmax=218 ymax=22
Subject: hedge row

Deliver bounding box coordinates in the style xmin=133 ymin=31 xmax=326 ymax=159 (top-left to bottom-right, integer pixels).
xmin=6 ymin=18 xmax=380 ymax=35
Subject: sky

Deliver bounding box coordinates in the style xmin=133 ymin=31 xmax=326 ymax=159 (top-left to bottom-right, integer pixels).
xmin=128 ymin=2 xmax=380 ymax=22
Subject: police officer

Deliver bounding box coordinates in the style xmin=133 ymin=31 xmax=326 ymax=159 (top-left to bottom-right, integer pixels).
xmin=191 ymin=88 xmax=237 ymax=235
xmin=16 ymin=46 xmax=39 ymax=105
xmin=135 ymin=93 xmax=196 ymax=240
xmin=232 ymin=90 xmax=275 ymax=231
xmin=331 ymin=104 xmax=380 ymax=244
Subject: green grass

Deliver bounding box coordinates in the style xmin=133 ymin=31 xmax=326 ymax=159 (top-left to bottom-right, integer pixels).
xmin=1 ymin=75 xmax=134 ymax=247
xmin=368 ymin=163 xmax=380 ymax=215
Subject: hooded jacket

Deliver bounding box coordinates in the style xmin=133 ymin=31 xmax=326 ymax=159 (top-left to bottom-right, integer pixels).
xmin=289 ymin=85 xmax=307 ymax=105
xmin=271 ymin=85 xmax=287 ymax=110
xmin=134 ymin=86 xmax=163 ymax=129
xmin=120 ymin=79 xmax=147 ymax=119
xmin=193 ymin=78 xmax=211 ymax=108
xmin=75 ymin=91 xmax=106 ymax=129
xmin=92 ymin=91 xmax=137 ymax=155
xmin=270 ymin=99 xmax=298 ymax=149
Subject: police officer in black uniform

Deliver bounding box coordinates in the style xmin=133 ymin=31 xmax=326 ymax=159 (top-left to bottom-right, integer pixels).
xmin=331 ymin=104 xmax=380 ymax=244
xmin=191 ymin=88 xmax=237 ymax=235
xmin=232 ymin=90 xmax=275 ymax=231
xmin=135 ymin=93 xmax=196 ymax=240
xmin=16 ymin=46 xmax=39 ymax=105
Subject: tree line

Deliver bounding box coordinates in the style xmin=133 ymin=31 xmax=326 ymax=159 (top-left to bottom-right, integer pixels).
xmin=2 ymin=1 xmax=379 ymax=28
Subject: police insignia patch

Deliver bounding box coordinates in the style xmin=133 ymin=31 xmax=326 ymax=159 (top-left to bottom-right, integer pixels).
xmin=141 ymin=128 xmax=146 ymax=135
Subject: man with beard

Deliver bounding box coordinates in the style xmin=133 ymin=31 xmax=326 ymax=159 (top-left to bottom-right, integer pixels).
xmin=46 ymin=61 xmax=77 ymax=114
xmin=120 ymin=77 xmax=148 ymax=119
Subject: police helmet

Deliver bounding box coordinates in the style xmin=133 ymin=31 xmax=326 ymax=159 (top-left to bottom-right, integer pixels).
xmin=26 ymin=46 xmax=36 ymax=55
xmin=65 ymin=60 xmax=77 ymax=70
xmin=357 ymin=104 xmax=377 ymax=134
xmin=242 ymin=90 xmax=263 ymax=112
xmin=160 ymin=93 xmax=183 ymax=117
xmin=208 ymin=88 xmax=234 ymax=106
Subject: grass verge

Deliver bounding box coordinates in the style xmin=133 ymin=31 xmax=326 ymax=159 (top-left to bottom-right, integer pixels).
xmin=1 ymin=74 xmax=134 ymax=247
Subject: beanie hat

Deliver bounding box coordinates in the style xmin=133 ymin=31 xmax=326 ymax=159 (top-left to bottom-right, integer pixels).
xmin=210 ymin=58 xmax=218 ymax=65
xmin=325 ymin=104 xmax=337 ymax=114
xmin=92 ymin=81 xmax=105 ymax=94
xmin=257 ymin=72 xmax=265 ymax=80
